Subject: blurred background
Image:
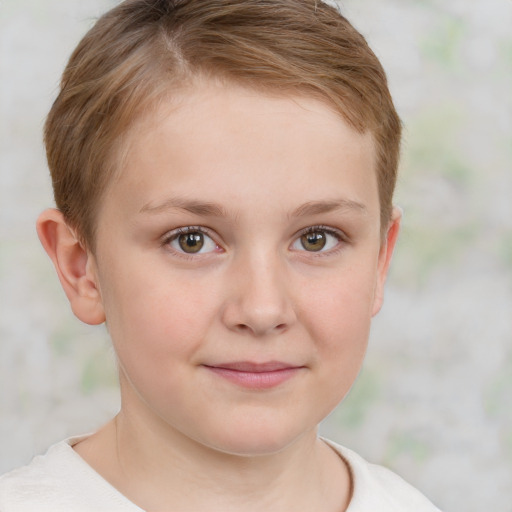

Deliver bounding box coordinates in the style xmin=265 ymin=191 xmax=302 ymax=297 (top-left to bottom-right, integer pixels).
xmin=1 ymin=0 xmax=511 ymax=510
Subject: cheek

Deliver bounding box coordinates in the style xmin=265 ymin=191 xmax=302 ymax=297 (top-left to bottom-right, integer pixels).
xmin=303 ymin=260 xmax=377 ymax=322
xmin=99 ymin=261 xmax=222 ymax=363
xmin=101 ymin=271 xmax=224 ymax=409
xmin=288 ymin=268 xmax=376 ymax=420
xmin=298 ymin=262 xmax=378 ymax=360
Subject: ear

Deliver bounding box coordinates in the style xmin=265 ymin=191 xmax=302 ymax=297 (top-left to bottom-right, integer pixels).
xmin=372 ymin=206 xmax=402 ymax=317
xmin=36 ymin=208 xmax=105 ymax=325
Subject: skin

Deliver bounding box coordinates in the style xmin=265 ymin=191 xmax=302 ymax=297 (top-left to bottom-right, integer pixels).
xmin=37 ymin=81 xmax=401 ymax=512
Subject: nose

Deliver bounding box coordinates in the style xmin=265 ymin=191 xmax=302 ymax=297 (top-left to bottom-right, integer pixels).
xmin=221 ymin=251 xmax=296 ymax=337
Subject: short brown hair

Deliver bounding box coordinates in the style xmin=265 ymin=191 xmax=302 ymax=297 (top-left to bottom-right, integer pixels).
xmin=45 ymin=0 xmax=401 ymax=249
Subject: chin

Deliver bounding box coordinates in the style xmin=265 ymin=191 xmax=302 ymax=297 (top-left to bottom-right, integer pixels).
xmin=196 ymin=418 xmax=316 ymax=458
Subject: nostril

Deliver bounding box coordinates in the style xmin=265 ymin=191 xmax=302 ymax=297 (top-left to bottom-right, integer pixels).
xmin=233 ymin=322 xmax=287 ymax=335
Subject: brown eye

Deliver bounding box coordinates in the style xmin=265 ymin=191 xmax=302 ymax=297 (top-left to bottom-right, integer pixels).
xmin=300 ymin=231 xmax=327 ymax=252
xmin=168 ymin=228 xmax=218 ymax=256
xmin=178 ymin=232 xmax=204 ymax=253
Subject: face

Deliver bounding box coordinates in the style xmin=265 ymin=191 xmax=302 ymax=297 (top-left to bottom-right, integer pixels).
xmin=89 ymin=81 xmax=398 ymax=456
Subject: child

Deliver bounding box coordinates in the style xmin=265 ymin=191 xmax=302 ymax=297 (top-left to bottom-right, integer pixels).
xmin=0 ymin=0 xmax=441 ymax=510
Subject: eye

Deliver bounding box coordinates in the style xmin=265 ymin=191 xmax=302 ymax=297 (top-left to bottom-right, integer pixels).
xmin=166 ymin=227 xmax=219 ymax=255
xmin=291 ymin=227 xmax=342 ymax=253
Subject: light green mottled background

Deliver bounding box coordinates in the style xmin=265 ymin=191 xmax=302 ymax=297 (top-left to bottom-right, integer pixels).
xmin=1 ymin=1 xmax=511 ymax=510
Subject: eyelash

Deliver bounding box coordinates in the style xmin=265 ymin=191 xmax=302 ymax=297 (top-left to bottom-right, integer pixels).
xmin=161 ymin=225 xmax=347 ymax=257
xmin=162 ymin=225 xmax=211 ymax=240
xmin=293 ymin=225 xmax=347 ymax=255
xmin=161 ymin=226 xmax=221 ymax=258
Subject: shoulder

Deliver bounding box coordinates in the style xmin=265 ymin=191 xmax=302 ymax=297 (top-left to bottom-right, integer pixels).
xmin=0 ymin=438 xmax=142 ymax=512
xmin=323 ymin=439 xmax=442 ymax=512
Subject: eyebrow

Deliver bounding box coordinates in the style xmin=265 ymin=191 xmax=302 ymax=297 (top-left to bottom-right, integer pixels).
xmin=140 ymin=197 xmax=228 ymax=217
xmin=140 ymin=196 xmax=366 ymax=218
xmin=291 ymin=199 xmax=367 ymax=218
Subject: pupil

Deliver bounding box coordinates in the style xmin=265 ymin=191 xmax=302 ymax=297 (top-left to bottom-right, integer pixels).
xmin=179 ymin=232 xmax=204 ymax=253
xmin=301 ymin=231 xmax=326 ymax=251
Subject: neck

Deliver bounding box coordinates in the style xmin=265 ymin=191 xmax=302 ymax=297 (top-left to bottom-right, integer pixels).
xmin=74 ymin=393 xmax=351 ymax=512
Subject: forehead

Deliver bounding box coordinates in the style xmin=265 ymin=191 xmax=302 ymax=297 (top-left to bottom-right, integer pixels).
xmin=106 ymin=81 xmax=378 ymax=220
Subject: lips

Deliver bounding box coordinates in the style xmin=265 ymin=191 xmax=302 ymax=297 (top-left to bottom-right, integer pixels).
xmin=203 ymin=361 xmax=304 ymax=389
xmin=208 ymin=361 xmax=298 ymax=372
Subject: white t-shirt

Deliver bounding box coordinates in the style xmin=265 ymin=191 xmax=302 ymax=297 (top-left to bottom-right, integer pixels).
xmin=0 ymin=436 xmax=442 ymax=511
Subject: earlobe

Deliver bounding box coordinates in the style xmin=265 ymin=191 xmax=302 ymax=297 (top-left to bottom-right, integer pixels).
xmin=36 ymin=208 xmax=106 ymax=325
xmin=372 ymin=206 xmax=402 ymax=317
